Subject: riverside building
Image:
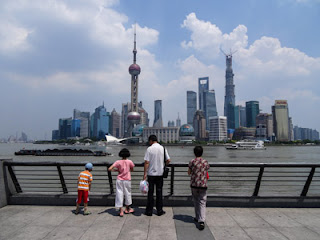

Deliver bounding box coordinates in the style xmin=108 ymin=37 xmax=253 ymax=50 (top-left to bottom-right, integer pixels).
xmin=246 ymin=101 xmax=260 ymax=128
xmin=209 ymin=116 xmax=227 ymax=141
xmin=143 ymin=126 xmax=179 ymax=143
xmin=187 ymin=91 xmax=197 ymax=125
xmin=272 ymin=100 xmax=289 ymax=141
xmin=153 ymin=100 xmax=163 ymax=127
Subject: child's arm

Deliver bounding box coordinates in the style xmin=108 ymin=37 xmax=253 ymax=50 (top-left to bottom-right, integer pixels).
xmin=188 ymin=168 xmax=191 ymax=175
xmin=108 ymin=164 xmax=118 ymax=172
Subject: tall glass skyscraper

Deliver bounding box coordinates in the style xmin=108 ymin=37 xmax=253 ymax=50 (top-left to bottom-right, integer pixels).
xmin=198 ymin=77 xmax=209 ymax=111
xmin=223 ymin=54 xmax=236 ymax=129
xmin=204 ymin=90 xmax=218 ymax=130
xmin=92 ymin=104 xmax=110 ymax=140
xmin=153 ymin=100 xmax=163 ymax=127
xmin=187 ymin=91 xmax=197 ymax=125
xmin=246 ymin=101 xmax=260 ymax=128
xmin=272 ymin=100 xmax=289 ymax=141
xmin=59 ymin=118 xmax=72 ymax=140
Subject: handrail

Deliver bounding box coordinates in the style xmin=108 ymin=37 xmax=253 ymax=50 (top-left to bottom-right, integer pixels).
xmin=3 ymin=161 xmax=320 ymax=198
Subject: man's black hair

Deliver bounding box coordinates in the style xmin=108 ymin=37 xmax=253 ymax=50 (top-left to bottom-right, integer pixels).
xmin=194 ymin=146 xmax=203 ymax=157
xmin=119 ymin=148 xmax=131 ymax=158
xmin=148 ymin=135 xmax=158 ymax=142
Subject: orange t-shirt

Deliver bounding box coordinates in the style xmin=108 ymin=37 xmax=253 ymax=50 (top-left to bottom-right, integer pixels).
xmin=77 ymin=170 xmax=93 ymax=191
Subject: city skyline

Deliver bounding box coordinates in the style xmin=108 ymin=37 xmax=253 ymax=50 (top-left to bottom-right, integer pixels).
xmin=0 ymin=0 xmax=320 ymax=139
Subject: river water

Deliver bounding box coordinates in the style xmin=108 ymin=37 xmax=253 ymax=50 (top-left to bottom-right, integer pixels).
xmin=1 ymin=142 xmax=319 ymax=164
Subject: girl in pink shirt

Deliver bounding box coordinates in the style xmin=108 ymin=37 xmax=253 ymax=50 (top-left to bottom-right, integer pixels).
xmin=108 ymin=148 xmax=135 ymax=217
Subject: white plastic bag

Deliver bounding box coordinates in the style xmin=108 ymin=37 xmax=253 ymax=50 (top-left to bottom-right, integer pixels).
xmin=139 ymin=180 xmax=149 ymax=194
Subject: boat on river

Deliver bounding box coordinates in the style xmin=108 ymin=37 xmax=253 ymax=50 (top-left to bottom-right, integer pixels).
xmin=15 ymin=148 xmax=110 ymax=156
xmin=225 ymin=140 xmax=266 ymax=150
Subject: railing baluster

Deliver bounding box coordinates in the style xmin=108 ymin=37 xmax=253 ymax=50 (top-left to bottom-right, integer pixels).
xmin=107 ymin=166 xmax=114 ymax=194
xmin=253 ymin=166 xmax=264 ymax=197
xmin=7 ymin=165 xmax=22 ymax=193
xmin=57 ymin=165 xmax=68 ymax=194
xmin=301 ymin=167 xmax=316 ymax=197
xmin=170 ymin=166 xmax=175 ymax=195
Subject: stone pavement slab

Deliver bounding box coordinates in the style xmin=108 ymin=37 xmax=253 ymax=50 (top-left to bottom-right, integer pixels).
xmin=1 ymin=205 xmax=320 ymax=240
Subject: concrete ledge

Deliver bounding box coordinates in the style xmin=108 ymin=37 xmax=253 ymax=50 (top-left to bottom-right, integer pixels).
xmin=8 ymin=193 xmax=320 ymax=208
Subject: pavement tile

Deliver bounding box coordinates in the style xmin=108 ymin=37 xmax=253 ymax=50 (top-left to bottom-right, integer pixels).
xmin=150 ymin=207 xmax=175 ymax=227
xmin=276 ymin=227 xmax=320 ymax=240
xmin=147 ymin=226 xmax=177 ymax=240
xmin=226 ymin=208 xmax=271 ymax=228
xmin=43 ymin=226 xmax=86 ymax=240
xmin=80 ymin=224 xmax=122 ymax=240
xmin=28 ymin=209 xmax=71 ymax=226
xmin=209 ymin=225 xmax=252 ymax=240
xmin=206 ymin=208 xmax=239 ymax=227
xmin=6 ymin=225 xmax=55 ymax=240
xmin=252 ymin=208 xmax=303 ymax=228
xmin=243 ymin=227 xmax=288 ymax=240
xmin=278 ymin=208 xmax=320 ymax=227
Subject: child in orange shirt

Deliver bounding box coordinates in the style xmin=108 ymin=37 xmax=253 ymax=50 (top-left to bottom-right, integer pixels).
xmin=75 ymin=163 xmax=93 ymax=215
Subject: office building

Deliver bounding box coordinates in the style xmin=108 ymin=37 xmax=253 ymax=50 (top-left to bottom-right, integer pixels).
xmin=223 ymin=53 xmax=236 ymax=129
xmin=246 ymin=101 xmax=260 ymax=128
xmin=121 ymin=103 xmax=129 ymax=137
xmin=272 ymin=100 xmax=289 ymax=141
xmin=204 ymin=90 xmax=218 ymax=130
xmin=193 ymin=110 xmax=207 ymax=141
xmin=138 ymin=101 xmax=149 ymax=127
xmin=198 ymin=77 xmax=209 ymax=111
xmin=52 ymin=130 xmax=59 ymax=141
xmin=168 ymin=121 xmax=175 ymax=127
xmin=176 ymin=113 xmax=181 ymax=127
xmin=71 ymin=119 xmax=81 ymax=137
xmin=73 ymin=109 xmax=90 ymax=138
xmin=209 ymin=116 xmax=227 ymax=141
xmin=91 ymin=104 xmax=110 ymax=140
xmin=143 ymin=126 xmax=179 ymax=143
xmin=256 ymin=113 xmax=273 ymax=140
xmin=110 ymin=108 xmax=121 ymax=138
xmin=187 ymin=91 xmax=197 ymax=125
xmin=59 ymin=118 xmax=72 ymax=140
xmin=153 ymin=100 xmax=163 ymax=127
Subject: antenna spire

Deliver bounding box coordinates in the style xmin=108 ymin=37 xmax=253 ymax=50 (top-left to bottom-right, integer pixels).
xmin=133 ymin=23 xmax=137 ymax=64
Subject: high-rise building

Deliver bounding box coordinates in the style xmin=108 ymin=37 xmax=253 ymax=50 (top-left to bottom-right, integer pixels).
xmin=59 ymin=118 xmax=72 ymax=140
xmin=73 ymin=109 xmax=90 ymax=138
xmin=127 ymin=26 xmax=141 ymax=136
xmin=138 ymin=101 xmax=149 ymax=127
xmin=121 ymin=103 xmax=129 ymax=138
xmin=198 ymin=77 xmax=209 ymax=111
xmin=204 ymin=90 xmax=218 ymax=130
xmin=168 ymin=121 xmax=175 ymax=127
xmin=223 ymin=53 xmax=236 ymax=129
xmin=193 ymin=110 xmax=207 ymax=141
xmin=52 ymin=130 xmax=59 ymax=141
xmin=187 ymin=91 xmax=197 ymax=125
xmin=153 ymin=100 xmax=163 ymax=127
xmin=246 ymin=101 xmax=260 ymax=128
xmin=239 ymin=105 xmax=246 ymax=127
xmin=256 ymin=113 xmax=273 ymax=140
xmin=110 ymin=108 xmax=121 ymax=138
xmin=71 ymin=119 xmax=81 ymax=137
xmin=272 ymin=100 xmax=289 ymax=141
xmin=209 ymin=116 xmax=227 ymax=141
xmin=289 ymin=117 xmax=294 ymax=141
xmin=91 ymin=104 xmax=110 ymax=140
xmin=176 ymin=113 xmax=181 ymax=127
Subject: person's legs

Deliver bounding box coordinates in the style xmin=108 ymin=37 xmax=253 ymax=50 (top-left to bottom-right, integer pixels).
xmin=155 ymin=176 xmax=164 ymax=214
xmin=191 ymin=188 xmax=200 ymax=221
xmin=115 ymin=180 xmax=124 ymax=216
xmin=83 ymin=191 xmax=90 ymax=215
xmin=146 ymin=176 xmax=155 ymax=215
xmin=123 ymin=180 xmax=134 ymax=213
xmin=75 ymin=190 xmax=83 ymax=214
xmin=197 ymin=189 xmax=207 ymax=223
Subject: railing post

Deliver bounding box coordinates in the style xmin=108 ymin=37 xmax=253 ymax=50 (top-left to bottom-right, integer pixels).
xmin=301 ymin=167 xmax=316 ymax=197
xmin=107 ymin=167 xmax=114 ymax=194
xmin=253 ymin=166 xmax=264 ymax=197
xmin=57 ymin=165 xmax=68 ymax=194
xmin=7 ymin=165 xmax=22 ymax=193
xmin=170 ymin=166 xmax=175 ymax=195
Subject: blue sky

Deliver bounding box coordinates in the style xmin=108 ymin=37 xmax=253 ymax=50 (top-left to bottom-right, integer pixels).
xmin=0 ymin=0 xmax=319 ymax=140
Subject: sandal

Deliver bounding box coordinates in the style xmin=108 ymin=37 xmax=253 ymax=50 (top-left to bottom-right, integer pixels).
xmin=119 ymin=211 xmax=124 ymax=217
xmin=83 ymin=211 xmax=91 ymax=215
xmin=124 ymin=208 xmax=135 ymax=214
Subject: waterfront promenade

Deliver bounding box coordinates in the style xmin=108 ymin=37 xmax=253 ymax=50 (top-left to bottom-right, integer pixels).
xmin=1 ymin=205 xmax=320 ymax=240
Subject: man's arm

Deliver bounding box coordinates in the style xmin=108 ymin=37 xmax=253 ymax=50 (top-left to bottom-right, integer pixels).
xmin=143 ymin=160 xmax=149 ymax=180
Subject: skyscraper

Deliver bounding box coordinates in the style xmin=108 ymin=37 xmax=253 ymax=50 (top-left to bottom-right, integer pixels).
xmin=198 ymin=77 xmax=209 ymax=111
xmin=153 ymin=100 xmax=163 ymax=127
xmin=176 ymin=113 xmax=181 ymax=127
xmin=246 ymin=101 xmax=260 ymax=128
xmin=138 ymin=101 xmax=149 ymax=127
xmin=92 ymin=104 xmax=110 ymax=139
xmin=193 ymin=110 xmax=206 ymax=141
xmin=209 ymin=116 xmax=227 ymax=141
xmin=73 ymin=109 xmax=90 ymax=138
xmin=110 ymin=108 xmax=121 ymax=138
xmin=187 ymin=91 xmax=197 ymax=125
xmin=272 ymin=100 xmax=289 ymax=141
xmin=204 ymin=89 xmax=218 ymax=129
xmin=59 ymin=118 xmax=72 ymax=140
xmin=223 ymin=53 xmax=236 ymax=129
xmin=127 ymin=26 xmax=141 ymax=136
xmin=121 ymin=103 xmax=129 ymax=137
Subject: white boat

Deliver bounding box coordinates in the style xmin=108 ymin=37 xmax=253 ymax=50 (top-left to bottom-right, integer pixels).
xmin=225 ymin=140 xmax=266 ymax=150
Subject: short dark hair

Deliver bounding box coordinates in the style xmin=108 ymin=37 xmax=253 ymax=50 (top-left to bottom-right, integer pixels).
xmin=148 ymin=135 xmax=158 ymax=142
xmin=194 ymin=146 xmax=203 ymax=157
xmin=119 ymin=148 xmax=131 ymax=158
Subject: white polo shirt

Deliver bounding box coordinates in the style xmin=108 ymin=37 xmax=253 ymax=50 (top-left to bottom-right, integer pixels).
xmin=144 ymin=142 xmax=170 ymax=176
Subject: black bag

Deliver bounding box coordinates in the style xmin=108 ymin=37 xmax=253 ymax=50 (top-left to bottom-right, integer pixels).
xmin=163 ymin=146 xmax=169 ymax=178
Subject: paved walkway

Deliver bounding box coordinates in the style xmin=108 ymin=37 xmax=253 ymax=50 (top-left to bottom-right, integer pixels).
xmin=1 ymin=205 xmax=320 ymax=240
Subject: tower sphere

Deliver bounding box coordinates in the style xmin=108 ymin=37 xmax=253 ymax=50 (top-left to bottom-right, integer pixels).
xmin=129 ymin=63 xmax=141 ymax=76
xmin=127 ymin=111 xmax=141 ymax=121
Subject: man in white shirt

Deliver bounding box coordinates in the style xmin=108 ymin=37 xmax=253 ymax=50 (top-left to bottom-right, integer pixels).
xmin=143 ymin=135 xmax=170 ymax=216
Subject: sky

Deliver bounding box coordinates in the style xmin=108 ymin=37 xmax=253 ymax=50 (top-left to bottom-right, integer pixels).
xmin=0 ymin=0 xmax=320 ymax=140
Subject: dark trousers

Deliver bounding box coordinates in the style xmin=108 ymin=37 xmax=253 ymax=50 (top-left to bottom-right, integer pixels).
xmin=146 ymin=176 xmax=163 ymax=213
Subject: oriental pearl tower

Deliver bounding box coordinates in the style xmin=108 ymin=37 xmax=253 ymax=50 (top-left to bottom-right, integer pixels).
xmin=127 ymin=26 xmax=141 ymax=137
